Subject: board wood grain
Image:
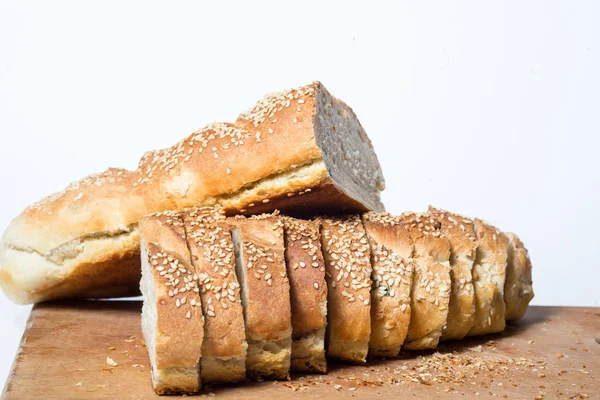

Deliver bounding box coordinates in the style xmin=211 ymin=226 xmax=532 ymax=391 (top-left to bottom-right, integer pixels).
xmin=2 ymin=302 xmax=598 ymax=399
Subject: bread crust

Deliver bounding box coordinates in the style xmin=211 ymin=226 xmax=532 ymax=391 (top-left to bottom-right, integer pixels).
xmin=398 ymin=213 xmax=451 ymax=350
xmin=468 ymin=219 xmax=509 ymax=336
xmin=361 ymin=212 xmax=414 ymax=357
xmin=228 ymin=214 xmax=292 ymax=379
xmin=282 ymin=216 xmax=327 ymax=373
xmin=138 ymin=212 xmax=204 ymax=394
xmin=504 ymin=232 xmax=534 ymax=321
xmin=1 ymin=82 xmax=385 ymax=305
xmin=182 ymin=207 xmax=247 ymax=384
xmin=319 ymin=215 xmax=372 ymax=363
xmin=428 ymin=207 xmax=478 ymax=341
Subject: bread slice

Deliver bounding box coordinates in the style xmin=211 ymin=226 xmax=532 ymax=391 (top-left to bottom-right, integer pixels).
xmin=182 ymin=207 xmax=247 ymax=384
xmin=138 ymin=211 xmax=204 ymax=395
xmin=228 ymin=214 xmax=292 ymax=380
xmin=468 ymin=219 xmax=509 ymax=336
xmin=504 ymin=232 xmax=534 ymax=321
xmin=398 ymin=213 xmax=451 ymax=350
xmin=319 ymin=215 xmax=372 ymax=363
xmin=428 ymin=207 xmax=478 ymax=341
xmin=361 ymin=212 xmax=414 ymax=358
xmin=1 ymin=81 xmax=386 ymax=305
xmin=281 ymin=216 xmax=327 ymax=373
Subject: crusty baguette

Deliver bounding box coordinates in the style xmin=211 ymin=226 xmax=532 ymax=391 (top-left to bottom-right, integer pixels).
xmin=182 ymin=207 xmax=247 ymax=384
xmin=361 ymin=212 xmax=414 ymax=357
xmin=138 ymin=211 xmax=204 ymax=395
xmin=504 ymin=232 xmax=534 ymax=321
xmin=281 ymin=216 xmax=327 ymax=373
xmin=468 ymin=219 xmax=509 ymax=336
xmin=399 ymin=212 xmax=451 ymax=351
xmin=428 ymin=207 xmax=478 ymax=341
xmin=0 ymin=81 xmax=386 ymax=305
xmin=319 ymin=215 xmax=372 ymax=363
xmin=229 ymin=214 xmax=292 ymax=380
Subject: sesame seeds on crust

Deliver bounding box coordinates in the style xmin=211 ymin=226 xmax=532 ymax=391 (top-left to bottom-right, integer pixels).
xmin=26 ymin=168 xmax=130 ymax=214
xmin=320 ymin=215 xmax=372 ymax=304
xmin=370 ymin=241 xmax=413 ymax=302
xmin=146 ymin=244 xmax=199 ymax=319
xmin=239 ymin=82 xmax=318 ymax=128
xmin=135 ymin=123 xmax=256 ymax=187
xmin=183 ymin=208 xmax=240 ymax=317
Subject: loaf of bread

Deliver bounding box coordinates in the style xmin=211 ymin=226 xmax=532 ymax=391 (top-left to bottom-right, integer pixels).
xmin=0 ymin=81 xmax=386 ymax=305
xmin=281 ymin=216 xmax=328 ymax=373
xmin=468 ymin=219 xmax=509 ymax=336
xmin=139 ymin=211 xmax=204 ymax=395
xmin=182 ymin=207 xmax=247 ymax=384
xmin=504 ymin=232 xmax=534 ymax=321
xmin=361 ymin=212 xmax=414 ymax=357
xmin=137 ymin=208 xmax=532 ymax=393
xmin=428 ymin=207 xmax=478 ymax=341
xmin=229 ymin=214 xmax=292 ymax=380
xmin=400 ymin=213 xmax=452 ymax=350
xmin=320 ymin=215 xmax=372 ymax=363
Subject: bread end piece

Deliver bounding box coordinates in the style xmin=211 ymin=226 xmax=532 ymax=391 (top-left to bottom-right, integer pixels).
xmin=504 ymin=232 xmax=534 ymax=321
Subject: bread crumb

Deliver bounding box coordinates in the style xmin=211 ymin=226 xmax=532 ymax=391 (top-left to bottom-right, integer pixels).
xmin=106 ymin=357 xmax=118 ymax=367
xmin=555 ymin=353 xmax=564 ymax=358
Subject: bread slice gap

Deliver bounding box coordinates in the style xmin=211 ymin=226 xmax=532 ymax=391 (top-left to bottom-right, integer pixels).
xmin=504 ymin=232 xmax=534 ymax=321
xmin=281 ymin=216 xmax=327 ymax=373
xmin=139 ymin=211 xmax=204 ymax=395
xmin=399 ymin=212 xmax=451 ymax=350
xmin=428 ymin=207 xmax=478 ymax=341
xmin=182 ymin=207 xmax=247 ymax=384
xmin=319 ymin=215 xmax=372 ymax=363
xmin=229 ymin=214 xmax=292 ymax=380
xmin=468 ymin=219 xmax=509 ymax=336
xmin=361 ymin=212 xmax=414 ymax=358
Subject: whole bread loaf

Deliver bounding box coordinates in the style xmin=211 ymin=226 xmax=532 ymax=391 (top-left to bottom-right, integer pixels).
xmin=0 ymin=81 xmax=385 ymax=304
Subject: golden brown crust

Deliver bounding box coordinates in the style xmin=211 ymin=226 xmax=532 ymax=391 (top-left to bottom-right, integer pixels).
xmin=282 ymin=217 xmax=327 ymax=334
xmin=138 ymin=212 xmax=204 ymax=372
xmin=504 ymin=232 xmax=534 ymax=321
xmin=361 ymin=212 xmax=414 ymax=357
xmin=281 ymin=216 xmax=327 ymax=373
xmin=228 ymin=215 xmax=292 ymax=341
xmin=428 ymin=207 xmax=478 ymax=341
xmin=319 ymin=215 xmax=372 ymax=363
xmin=469 ymin=219 xmax=509 ymax=336
xmin=182 ymin=207 xmax=247 ymax=383
xmin=398 ymin=212 xmax=451 ymax=350
xmin=1 ymin=82 xmax=385 ymax=305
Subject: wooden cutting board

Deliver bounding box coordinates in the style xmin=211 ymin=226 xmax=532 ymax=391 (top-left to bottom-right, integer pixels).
xmin=2 ymin=302 xmax=598 ymax=399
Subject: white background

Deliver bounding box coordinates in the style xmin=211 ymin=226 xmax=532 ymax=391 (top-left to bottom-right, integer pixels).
xmin=0 ymin=0 xmax=598 ymax=390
